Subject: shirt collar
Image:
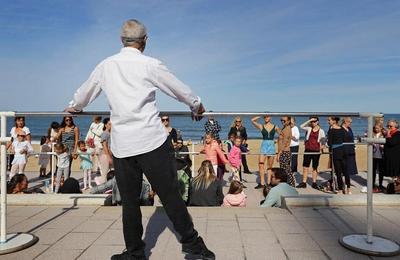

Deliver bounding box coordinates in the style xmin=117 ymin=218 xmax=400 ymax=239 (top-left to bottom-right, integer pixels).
xmin=120 ymin=47 xmax=142 ymax=54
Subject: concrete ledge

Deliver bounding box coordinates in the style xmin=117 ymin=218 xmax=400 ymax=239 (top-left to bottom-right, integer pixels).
xmin=282 ymin=194 xmax=400 ymax=208
xmin=6 ymin=194 xmax=109 ymax=206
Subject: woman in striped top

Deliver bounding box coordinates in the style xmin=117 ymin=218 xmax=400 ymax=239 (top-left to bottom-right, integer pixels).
xmin=57 ymin=116 xmax=80 ymax=174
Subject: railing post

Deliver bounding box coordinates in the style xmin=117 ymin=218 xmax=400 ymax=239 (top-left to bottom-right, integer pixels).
xmin=191 ymin=140 xmax=195 ymax=178
xmin=366 ymin=115 xmax=373 ymax=243
xmin=51 ymin=142 xmax=56 ymax=193
xmin=1 ymin=114 xmax=7 ymax=243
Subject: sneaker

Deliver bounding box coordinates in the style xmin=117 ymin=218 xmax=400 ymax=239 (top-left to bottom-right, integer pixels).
xmin=182 ymin=237 xmax=215 ymax=260
xmin=244 ymin=171 xmax=252 ymax=175
xmin=254 ymin=184 xmax=265 ymax=189
xmin=296 ymin=182 xmax=307 ymax=188
xmin=111 ymin=250 xmax=146 ymax=260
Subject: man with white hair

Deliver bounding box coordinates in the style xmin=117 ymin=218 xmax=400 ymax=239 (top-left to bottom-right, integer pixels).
xmin=65 ymin=19 xmax=214 ymax=260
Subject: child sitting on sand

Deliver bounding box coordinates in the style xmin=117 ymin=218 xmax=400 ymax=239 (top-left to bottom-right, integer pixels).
xmin=223 ymin=180 xmax=247 ymax=207
xmin=73 ymin=140 xmax=94 ymax=190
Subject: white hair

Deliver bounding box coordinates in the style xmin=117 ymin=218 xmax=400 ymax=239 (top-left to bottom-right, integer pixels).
xmin=388 ymin=119 xmax=399 ymax=129
xmin=121 ymin=19 xmax=147 ymax=47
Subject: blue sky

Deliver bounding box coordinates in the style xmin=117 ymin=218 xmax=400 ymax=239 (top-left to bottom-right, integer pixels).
xmin=0 ymin=0 xmax=399 ymax=113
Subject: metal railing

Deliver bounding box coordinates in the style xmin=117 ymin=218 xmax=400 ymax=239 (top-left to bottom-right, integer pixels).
xmin=0 ymin=110 xmax=396 ymax=256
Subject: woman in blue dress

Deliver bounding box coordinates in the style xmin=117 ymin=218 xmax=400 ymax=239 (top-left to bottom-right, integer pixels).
xmin=251 ymin=115 xmax=279 ymax=189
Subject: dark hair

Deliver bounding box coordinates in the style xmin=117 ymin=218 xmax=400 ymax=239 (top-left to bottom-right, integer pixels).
xmin=271 ymin=167 xmax=287 ymax=183
xmin=329 ymin=116 xmax=340 ymax=123
xmin=103 ymin=118 xmax=110 ymax=131
xmin=310 ymin=116 xmax=319 ymax=121
xmin=228 ymin=180 xmax=243 ymax=195
xmin=60 ymin=116 xmax=75 ymax=128
xmin=77 ymin=140 xmax=86 ymax=147
xmin=54 ymin=143 xmax=67 ymax=153
xmin=7 ymin=174 xmax=27 ymax=193
xmin=51 ymin=121 xmax=60 ymax=129
xmin=106 ymin=170 xmax=115 ymax=181
xmin=14 ymin=116 xmax=25 ymax=127
xmin=40 ymin=136 xmax=47 ymax=145
xmin=59 ymin=178 xmax=82 ymax=194
xmin=94 ymin=116 xmax=102 ymax=122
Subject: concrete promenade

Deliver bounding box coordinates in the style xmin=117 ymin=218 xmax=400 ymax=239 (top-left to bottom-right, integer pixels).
xmin=2 ymin=205 xmax=400 ymax=260
xmin=1 ymin=170 xmax=400 ymax=259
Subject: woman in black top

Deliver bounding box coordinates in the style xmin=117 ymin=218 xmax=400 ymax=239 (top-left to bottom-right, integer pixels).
xmin=327 ymin=116 xmax=350 ymax=194
xmin=384 ymin=119 xmax=400 ymax=179
xmin=342 ymin=117 xmax=358 ymax=176
xmin=190 ymin=160 xmax=224 ymax=206
xmin=161 ymin=115 xmax=178 ymax=144
xmin=228 ymin=116 xmax=251 ymax=173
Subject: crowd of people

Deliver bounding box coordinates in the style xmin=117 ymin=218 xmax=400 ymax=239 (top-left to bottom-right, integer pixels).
xmin=4 ymin=114 xmax=400 ymax=200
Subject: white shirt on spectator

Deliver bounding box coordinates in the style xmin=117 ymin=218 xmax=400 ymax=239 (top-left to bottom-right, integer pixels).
xmin=85 ymin=122 xmax=104 ymax=147
xmin=69 ymin=47 xmax=201 ymax=158
xmin=10 ymin=126 xmax=30 ymax=139
xmin=290 ymin=126 xmax=300 ymax=147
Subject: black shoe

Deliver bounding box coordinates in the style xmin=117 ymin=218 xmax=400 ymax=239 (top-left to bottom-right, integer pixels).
xmin=311 ymin=182 xmax=323 ymax=190
xmin=254 ymin=184 xmax=265 ymax=189
xmin=182 ymin=237 xmax=215 ymax=260
xmin=296 ymin=182 xmax=307 ymax=188
xmin=244 ymin=171 xmax=252 ymax=175
xmin=111 ymin=250 xmax=146 ymax=260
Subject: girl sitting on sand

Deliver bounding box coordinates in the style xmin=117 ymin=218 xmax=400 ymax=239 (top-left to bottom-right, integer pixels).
xmin=73 ymin=140 xmax=94 ymax=190
xmin=10 ymin=131 xmax=33 ymax=179
xmin=223 ymin=180 xmax=247 ymax=207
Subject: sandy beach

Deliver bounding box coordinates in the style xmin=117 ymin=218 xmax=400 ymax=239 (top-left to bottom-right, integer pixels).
xmin=19 ymin=140 xmax=368 ymax=174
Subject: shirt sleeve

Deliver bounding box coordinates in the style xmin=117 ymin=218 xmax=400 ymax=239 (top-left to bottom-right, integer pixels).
xmin=23 ymin=127 xmax=31 ymax=135
xmin=150 ymin=60 xmax=201 ymax=114
xmin=69 ymin=63 xmax=104 ymax=111
xmin=293 ymin=127 xmax=300 ymax=141
xmin=260 ymin=190 xmax=278 ymax=207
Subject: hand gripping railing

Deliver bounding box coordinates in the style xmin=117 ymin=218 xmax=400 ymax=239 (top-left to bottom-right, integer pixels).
xmin=0 ymin=110 xmax=399 ymax=256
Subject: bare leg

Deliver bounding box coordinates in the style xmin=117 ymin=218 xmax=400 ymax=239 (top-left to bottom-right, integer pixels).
xmin=266 ymin=156 xmax=274 ymax=185
xmin=258 ymin=155 xmax=266 ymax=185
xmin=302 ymin=167 xmax=309 ymax=183
xmin=312 ymin=169 xmax=318 ymax=183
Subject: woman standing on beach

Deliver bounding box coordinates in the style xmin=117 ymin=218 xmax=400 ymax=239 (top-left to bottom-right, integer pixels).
xmin=327 ymin=116 xmax=350 ymax=194
xmin=57 ymin=116 xmax=80 ymax=173
xmin=98 ymin=118 xmax=112 ymax=184
xmin=290 ymin=117 xmax=300 ymax=174
xmin=7 ymin=117 xmax=31 ymax=171
xmin=161 ymin=115 xmax=178 ymax=144
xmin=384 ymin=119 xmax=400 ymax=181
xmin=277 ymin=116 xmax=294 ymax=187
xmin=341 ymin=117 xmax=358 ymax=176
xmin=297 ymin=117 xmax=325 ymax=189
xmin=251 ymin=115 xmax=279 ymax=189
xmin=228 ymin=116 xmax=251 ymax=174
xmin=85 ymin=116 xmax=104 ymax=174
xmin=373 ymin=123 xmax=385 ymax=192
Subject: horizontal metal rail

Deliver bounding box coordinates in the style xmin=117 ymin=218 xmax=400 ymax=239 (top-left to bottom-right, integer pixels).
xmin=2 ymin=111 xmax=384 ymax=118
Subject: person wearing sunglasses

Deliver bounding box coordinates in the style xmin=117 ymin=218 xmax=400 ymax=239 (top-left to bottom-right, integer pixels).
xmin=65 ymin=19 xmax=213 ymax=260
xmin=384 ymin=119 xmax=400 ymax=182
xmin=277 ymin=116 xmax=295 ymax=187
xmin=228 ymin=116 xmax=251 ymax=174
xmin=56 ymin=116 xmax=80 ymax=175
xmin=341 ymin=117 xmax=358 ymax=180
xmin=298 ymin=117 xmax=326 ymax=189
xmin=161 ymin=115 xmax=178 ymax=144
xmin=7 ymin=117 xmax=31 ymax=171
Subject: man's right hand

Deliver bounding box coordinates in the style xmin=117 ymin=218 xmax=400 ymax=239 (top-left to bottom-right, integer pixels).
xmin=192 ymin=103 xmax=205 ymax=121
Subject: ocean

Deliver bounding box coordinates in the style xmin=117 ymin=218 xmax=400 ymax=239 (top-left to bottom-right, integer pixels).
xmin=5 ymin=114 xmax=400 ymax=143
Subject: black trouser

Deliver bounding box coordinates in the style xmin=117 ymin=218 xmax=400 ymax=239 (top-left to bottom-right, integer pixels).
xmin=332 ymin=147 xmax=349 ymax=190
xmin=113 ymin=139 xmax=198 ymax=257
xmin=290 ymin=146 xmax=299 ymax=172
xmin=373 ymin=158 xmax=384 ymax=187
xmin=241 ymin=154 xmax=250 ymax=173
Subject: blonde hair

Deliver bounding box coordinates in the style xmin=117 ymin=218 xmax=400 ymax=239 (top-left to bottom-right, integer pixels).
xmin=341 ymin=117 xmax=352 ymax=125
xmin=230 ymin=116 xmax=242 ymax=128
xmin=192 ymin=160 xmax=217 ymax=191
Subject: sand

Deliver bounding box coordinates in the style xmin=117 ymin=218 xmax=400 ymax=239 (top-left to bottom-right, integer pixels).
xmin=16 ymin=140 xmax=368 ymax=174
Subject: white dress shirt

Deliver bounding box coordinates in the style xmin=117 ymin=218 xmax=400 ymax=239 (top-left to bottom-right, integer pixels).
xmin=69 ymin=47 xmax=201 ymax=158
